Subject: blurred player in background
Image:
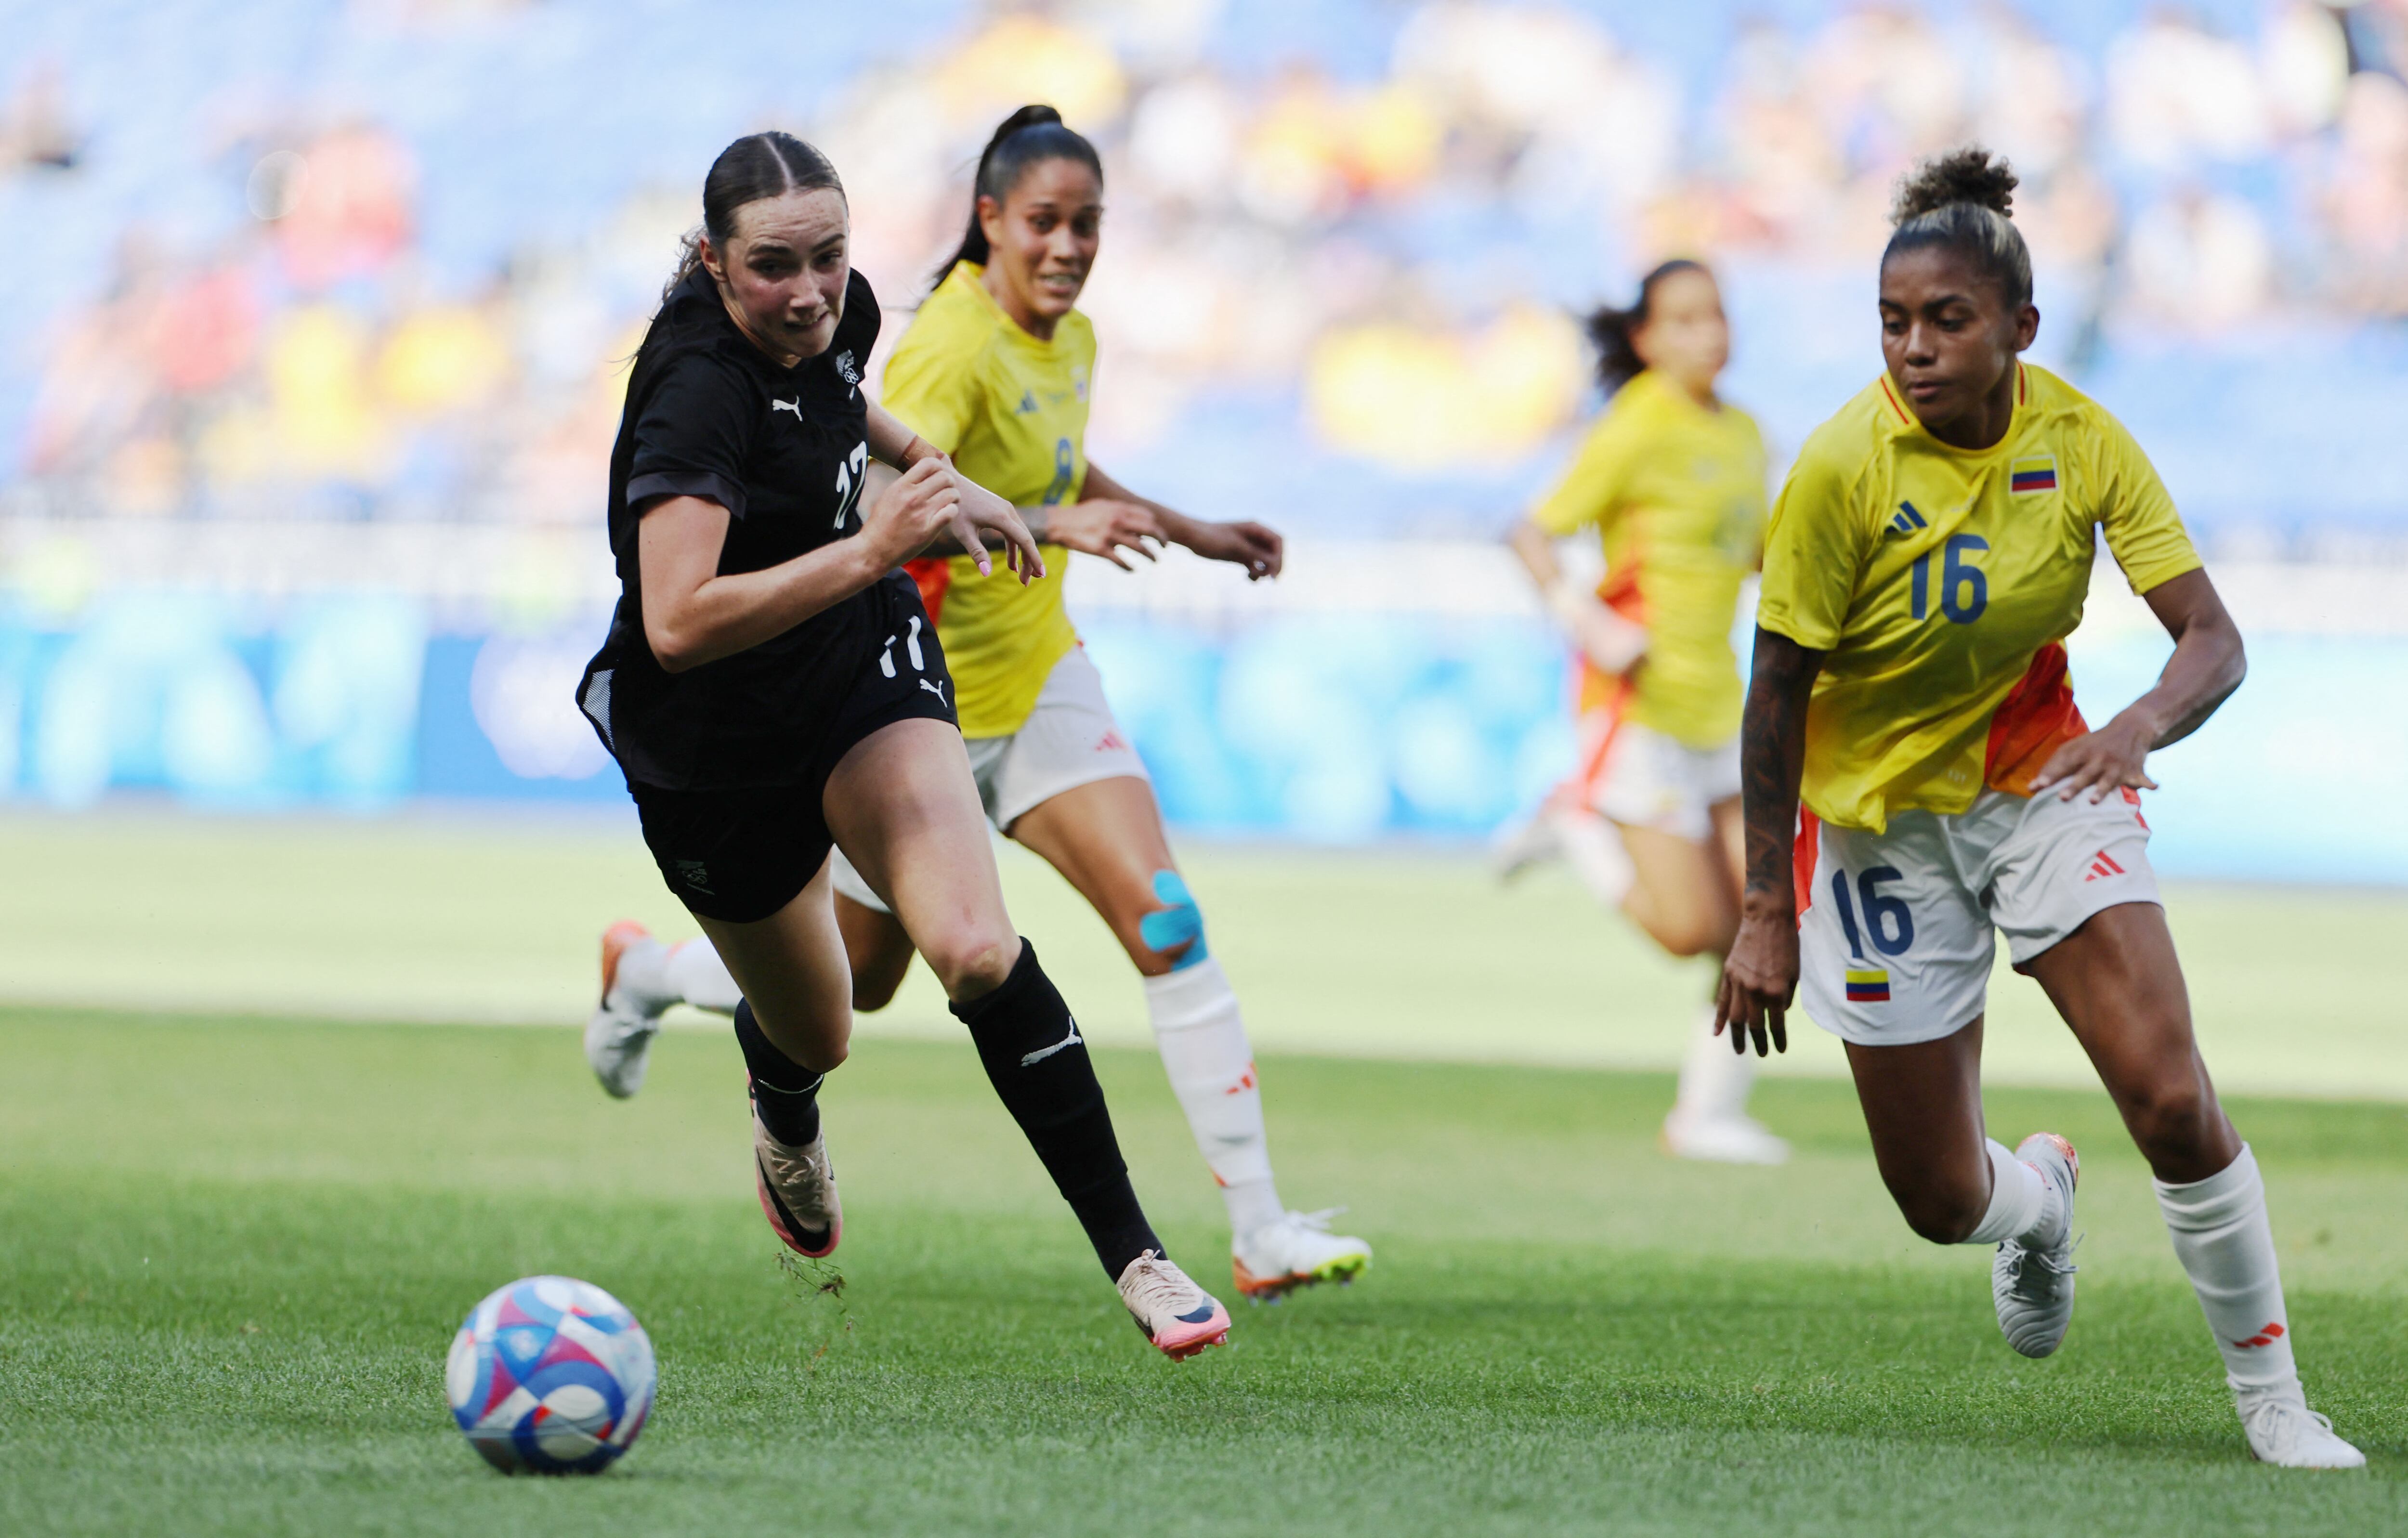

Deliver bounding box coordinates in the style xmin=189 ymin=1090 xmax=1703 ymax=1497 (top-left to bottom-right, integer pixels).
xmin=1499 ymin=260 xmax=1784 ymax=1165
xmin=1717 ymin=149 xmax=2361 ymax=1468
xmin=589 ymin=105 xmax=1370 ymax=1303
xmin=579 ymin=130 xmax=1230 ymax=1360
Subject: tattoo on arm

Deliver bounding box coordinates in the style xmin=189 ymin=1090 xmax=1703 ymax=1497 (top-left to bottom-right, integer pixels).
xmin=1739 ymin=627 xmax=1824 ymax=904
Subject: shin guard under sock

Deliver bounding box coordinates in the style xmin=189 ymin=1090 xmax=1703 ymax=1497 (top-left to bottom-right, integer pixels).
xmin=733 ymin=999 xmax=824 ymax=1147
xmin=1964 ymin=1139 xmax=2061 ymax=1247
xmin=951 ymin=940 xmax=1162 ymax=1278
xmin=1144 ymin=957 xmax=1283 ymax=1240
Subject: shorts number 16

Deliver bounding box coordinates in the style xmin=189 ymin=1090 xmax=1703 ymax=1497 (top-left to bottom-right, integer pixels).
xmin=1832 ymin=866 xmax=1915 ymax=958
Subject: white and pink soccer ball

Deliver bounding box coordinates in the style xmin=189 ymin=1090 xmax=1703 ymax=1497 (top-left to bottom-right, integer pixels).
xmin=445 ymin=1276 xmax=655 ymax=1474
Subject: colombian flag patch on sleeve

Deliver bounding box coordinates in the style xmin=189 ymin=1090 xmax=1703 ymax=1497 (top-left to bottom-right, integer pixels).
xmin=2010 ymin=456 xmax=2057 ymax=494
xmin=1845 ymin=967 xmax=1891 ymax=1003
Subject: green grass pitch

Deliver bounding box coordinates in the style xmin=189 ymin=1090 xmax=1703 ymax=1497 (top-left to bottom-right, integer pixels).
xmin=3 ymin=1006 xmax=2402 ymax=1535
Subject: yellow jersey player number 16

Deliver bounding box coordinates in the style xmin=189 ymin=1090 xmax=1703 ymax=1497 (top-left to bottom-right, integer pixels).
xmin=1714 ymin=148 xmax=2362 ymax=1468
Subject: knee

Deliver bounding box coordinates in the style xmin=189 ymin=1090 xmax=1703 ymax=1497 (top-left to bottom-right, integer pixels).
xmin=922 ymin=926 xmax=1020 ymax=1000
xmin=1647 ymin=912 xmax=1734 ymax=960
xmin=2117 ymin=1071 xmax=2214 ymax=1161
xmin=1121 ymin=868 xmax=1206 ymax=977
xmin=850 ymin=973 xmax=901 ymax=1013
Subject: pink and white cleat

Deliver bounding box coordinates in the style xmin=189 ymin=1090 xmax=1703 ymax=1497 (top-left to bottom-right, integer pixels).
xmin=1116 ymin=1251 xmax=1230 ymax=1360
xmin=751 ymin=1090 xmax=840 ymax=1259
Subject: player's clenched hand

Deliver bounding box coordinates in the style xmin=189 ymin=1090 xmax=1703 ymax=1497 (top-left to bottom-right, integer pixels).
xmin=1179 ymin=519 xmax=1283 ymax=581
xmin=862 ymin=456 xmax=964 ymax=569
xmin=2030 ymin=714 xmax=2158 ymax=804
xmin=1046 ymin=499 xmax=1163 ymax=570
xmin=1715 ymin=906 xmax=1796 ymax=1058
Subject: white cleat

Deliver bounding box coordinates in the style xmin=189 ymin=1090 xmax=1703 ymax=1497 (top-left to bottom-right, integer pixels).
xmin=1993 ymin=1132 xmax=2079 ymax=1358
xmin=2237 ymin=1382 xmax=2366 ymax=1469
xmin=1117 ymin=1250 xmax=1230 ymax=1360
xmin=1233 ymin=1209 xmax=1372 ymax=1302
xmin=586 ymin=920 xmax=670 ymax=1100
xmin=1662 ymin=1110 xmax=1791 ymax=1166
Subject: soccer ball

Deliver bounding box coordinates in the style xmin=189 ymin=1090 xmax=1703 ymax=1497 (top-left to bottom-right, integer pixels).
xmin=445 ymin=1275 xmax=656 ymax=1474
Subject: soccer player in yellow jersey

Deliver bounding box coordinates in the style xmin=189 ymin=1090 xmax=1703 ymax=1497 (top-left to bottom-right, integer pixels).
xmin=1501 ymin=260 xmax=1787 ymax=1165
xmin=1716 ymin=150 xmax=2360 ymax=1468
xmin=589 ymin=107 xmax=1370 ymax=1301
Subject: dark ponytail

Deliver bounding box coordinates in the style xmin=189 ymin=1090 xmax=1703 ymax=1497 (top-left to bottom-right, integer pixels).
xmin=1883 ymin=146 xmax=2032 ymax=308
xmin=1584 ymin=259 xmax=1709 ymax=393
xmin=932 ymin=104 xmax=1103 ymax=295
xmin=664 ymin=131 xmax=844 ymax=301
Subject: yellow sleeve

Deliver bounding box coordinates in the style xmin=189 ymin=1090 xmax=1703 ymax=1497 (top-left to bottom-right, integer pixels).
xmin=880 ymin=322 xmax=981 ymax=456
xmin=1755 ymin=430 xmax=1873 ymax=652
xmin=1529 ymin=409 xmax=1641 ymax=537
xmin=2086 ymin=411 xmax=2202 ymax=596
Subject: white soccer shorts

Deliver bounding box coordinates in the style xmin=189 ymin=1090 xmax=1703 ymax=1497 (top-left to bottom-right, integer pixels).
xmin=1571 ymin=711 xmax=1742 ymax=842
xmin=830 ymin=644 xmax=1150 ymax=914
xmin=1794 ymin=786 xmax=2160 ymax=1046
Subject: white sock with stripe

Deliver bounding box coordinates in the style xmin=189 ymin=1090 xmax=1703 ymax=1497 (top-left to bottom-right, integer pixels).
xmin=2155 ymin=1145 xmax=2300 ymax=1390
xmin=1964 ymin=1138 xmax=2064 ymax=1247
xmin=1145 ymin=957 xmax=1283 ymax=1242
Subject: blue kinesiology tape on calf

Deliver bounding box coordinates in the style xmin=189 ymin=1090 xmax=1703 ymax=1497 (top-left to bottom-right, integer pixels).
xmin=1137 ymin=869 xmax=1208 ymax=970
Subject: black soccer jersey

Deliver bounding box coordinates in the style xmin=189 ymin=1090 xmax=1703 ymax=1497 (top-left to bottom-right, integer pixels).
xmin=580 ymin=265 xmax=944 ymax=790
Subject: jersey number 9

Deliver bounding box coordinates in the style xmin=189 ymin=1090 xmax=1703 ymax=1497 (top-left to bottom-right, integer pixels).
xmin=1910 ymin=534 xmax=1989 ymax=625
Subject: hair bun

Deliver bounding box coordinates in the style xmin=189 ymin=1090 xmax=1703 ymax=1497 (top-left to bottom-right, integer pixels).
xmin=1892 ymin=147 xmax=2017 ymax=226
xmin=986 ymin=104 xmax=1064 ymax=154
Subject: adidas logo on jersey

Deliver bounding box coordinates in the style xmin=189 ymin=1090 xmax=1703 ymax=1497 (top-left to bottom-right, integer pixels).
xmin=1888 ymin=500 xmax=1930 ymax=536
xmin=2083 ymin=850 xmax=2126 ymax=882
xmin=1016 ymin=390 xmax=1037 ymax=414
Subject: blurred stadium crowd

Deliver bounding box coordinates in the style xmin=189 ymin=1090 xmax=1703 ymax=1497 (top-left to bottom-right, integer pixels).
xmin=6 ymin=0 xmax=2408 ymax=550
xmin=2 ymin=0 xmax=2406 ymax=876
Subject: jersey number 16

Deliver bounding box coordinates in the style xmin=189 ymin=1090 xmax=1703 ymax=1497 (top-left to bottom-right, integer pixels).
xmin=1910 ymin=534 xmax=1988 ymax=624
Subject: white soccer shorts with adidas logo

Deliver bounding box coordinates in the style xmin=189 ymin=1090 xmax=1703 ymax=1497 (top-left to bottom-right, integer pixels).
xmin=1794 ymin=785 xmax=2159 ymax=1046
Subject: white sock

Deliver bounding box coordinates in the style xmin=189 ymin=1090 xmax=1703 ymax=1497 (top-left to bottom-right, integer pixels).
xmin=1964 ymin=1138 xmax=2063 ymax=1247
xmin=665 ymin=938 xmax=743 ymax=1015
xmin=1670 ymin=1003 xmax=1755 ymax=1124
xmin=1553 ymin=807 xmax=1635 ymax=909
xmin=2156 ymin=1144 xmax=2299 ymax=1391
xmin=1144 ymin=957 xmax=1283 ymax=1240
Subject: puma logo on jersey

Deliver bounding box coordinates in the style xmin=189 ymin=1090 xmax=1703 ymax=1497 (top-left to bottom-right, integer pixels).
xmin=771 ymin=397 xmax=803 ymax=420
xmin=919 ymin=678 xmax=948 ymax=704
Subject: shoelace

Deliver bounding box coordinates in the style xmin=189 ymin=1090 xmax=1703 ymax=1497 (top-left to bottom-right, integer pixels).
xmin=759 ymin=1137 xmax=833 ymax=1208
xmin=1120 ymin=1251 xmax=1202 ymax=1317
xmin=1288 ymin=1207 xmax=1349 ymax=1233
xmin=2241 ymin=1393 xmax=2337 ymax=1449
xmin=2002 ymin=1234 xmax=2080 ymax=1301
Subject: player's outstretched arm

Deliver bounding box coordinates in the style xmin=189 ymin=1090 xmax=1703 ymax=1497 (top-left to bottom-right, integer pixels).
xmin=1084 ymin=461 xmax=1282 ymax=581
xmin=1715 ymin=626 xmax=1824 ymax=1058
xmin=2030 ymin=568 xmax=2244 ymax=804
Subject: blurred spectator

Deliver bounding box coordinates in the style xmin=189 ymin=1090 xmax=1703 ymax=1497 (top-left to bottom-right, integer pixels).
xmin=0 ymin=59 xmax=79 ymax=171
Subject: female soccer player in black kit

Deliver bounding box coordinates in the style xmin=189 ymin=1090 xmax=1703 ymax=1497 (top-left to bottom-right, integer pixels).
xmin=576 ymin=132 xmax=1230 ymax=1358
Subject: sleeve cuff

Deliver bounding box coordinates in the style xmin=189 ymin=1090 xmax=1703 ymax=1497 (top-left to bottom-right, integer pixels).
xmin=628 ymin=471 xmax=746 ymax=520
xmin=1754 ymin=609 xmax=1839 ymax=652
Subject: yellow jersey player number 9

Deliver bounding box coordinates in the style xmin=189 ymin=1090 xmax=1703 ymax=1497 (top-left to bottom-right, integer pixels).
xmin=1714 ymin=148 xmax=2362 ymax=1469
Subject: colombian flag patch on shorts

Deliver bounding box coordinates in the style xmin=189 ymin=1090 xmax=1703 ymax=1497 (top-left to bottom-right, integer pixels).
xmin=1845 ymin=967 xmax=1891 ymax=1003
xmin=2010 ymin=456 xmax=2057 ymax=494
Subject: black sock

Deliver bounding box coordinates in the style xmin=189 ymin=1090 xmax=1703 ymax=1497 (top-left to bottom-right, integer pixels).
xmin=950 ymin=940 xmax=1162 ymax=1279
xmin=733 ymin=998 xmax=824 ymax=1147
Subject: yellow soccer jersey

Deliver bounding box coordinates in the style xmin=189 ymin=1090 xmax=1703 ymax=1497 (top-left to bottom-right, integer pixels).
xmin=1531 ymin=369 xmax=1768 ymax=747
xmin=1757 ymin=363 xmax=2202 ymax=832
xmin=890 ymin=261 xmax=1091 ymax=738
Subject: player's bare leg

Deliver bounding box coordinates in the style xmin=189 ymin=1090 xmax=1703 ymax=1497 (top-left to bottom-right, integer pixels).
xmin=1632 ymin=799 xmax=1785 ymax=1163
xmin=1010 ymin=775 xmax=1369 ymax=1300
xmin=835 ymin=893 xmax=918 ymax=1011
xmin=1845 ymin=1015 xmax=2081 ymax=1356
xmin=2024 ymin=902 xmax=2360 ymax=1467
xmin=829 ymin=722 xmax=1228 ymax=1354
